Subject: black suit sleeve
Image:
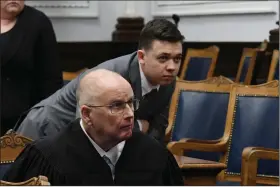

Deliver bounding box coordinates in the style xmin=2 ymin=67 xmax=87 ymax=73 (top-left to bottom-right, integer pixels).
xmin=32 ymin=13 xmax=63 ymax=105
xmin=162 ymin=149 xmax=184 ymax=185
xmin=2 ymin=143 xmax=66 ymax=185
xmin=147 ymin=82 xmax=175 ymax=143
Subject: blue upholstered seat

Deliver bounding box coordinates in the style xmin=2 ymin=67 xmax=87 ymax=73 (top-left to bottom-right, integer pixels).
xmin=184 ymin=57 xmax=213 ymax=81
xmin=170 ymin=90 xmax=230 ymax=161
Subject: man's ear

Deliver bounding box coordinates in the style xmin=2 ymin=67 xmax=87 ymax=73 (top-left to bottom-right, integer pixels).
xmin=80 ymin=106 xmax=92 ymax=126
xmin=137 ymin=50 xmax=145 ymax=65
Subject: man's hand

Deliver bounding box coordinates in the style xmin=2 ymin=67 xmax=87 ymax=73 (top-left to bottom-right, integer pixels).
xmin=140 ymin=120 xmax=150 ymax=133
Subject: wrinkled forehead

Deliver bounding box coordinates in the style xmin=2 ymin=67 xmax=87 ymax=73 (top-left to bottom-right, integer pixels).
xmin=99 ymin=84 xmax=134 ymax=103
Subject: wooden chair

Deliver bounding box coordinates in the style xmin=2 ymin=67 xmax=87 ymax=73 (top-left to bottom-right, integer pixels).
xmin=241 ymin=147 xmax=279 ymax=185
xmin=166 ymin=76 xmax=234 ymax=162
xmin=0 ymin=130 xmax=33 ymax=179
xmin=168 ymin=80 xmax=279 ymax=185
xmin=267 ymin=49 xmax=279 ymax=82
xmin=218 ymin=80 xmax=279 ymax=185
xmin=63 ymin=68 xmax=88 ymax=85
xmin=235 ymin=48 xmax=258 ymax=85
xmin=0 ymin=175 xmax=50 ymax=186
xmin=179 ymin=46 xmax=219 ymax=81
xmin=235 ymin=40 xmax=268 ymax=85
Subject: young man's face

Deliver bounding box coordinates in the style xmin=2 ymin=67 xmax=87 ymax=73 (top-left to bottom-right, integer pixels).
xmin=138 ymin=40 xmax=182 ymax=86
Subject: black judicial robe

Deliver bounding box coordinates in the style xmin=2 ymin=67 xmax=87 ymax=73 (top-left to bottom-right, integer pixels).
xmin=3 ymin=119 xmax=184 ymax=185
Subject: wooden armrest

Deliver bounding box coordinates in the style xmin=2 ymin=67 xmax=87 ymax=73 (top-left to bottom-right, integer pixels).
xmin=0 ymin=175 xmax=50 ymax=186
xmin=179 ymin=138 xmax=222 ymax=144
xmin=241 ymin=147 xmax=279 ymax=186
xmin=164 ymin=128 xmax=222 ymax=145
xmin=174 ymin=155 xmax=227 ymax=170
xmin=167 ymin=138 xmax=227 ymax=156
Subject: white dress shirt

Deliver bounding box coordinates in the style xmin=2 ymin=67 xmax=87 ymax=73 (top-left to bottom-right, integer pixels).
xmin=80 ymin=119 xmax=125 ymax=178
xmin=138 ymin=63 xmax=160 ymax=131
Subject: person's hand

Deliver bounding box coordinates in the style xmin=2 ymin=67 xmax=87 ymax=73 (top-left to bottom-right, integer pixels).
xmin=140 ymin=120 xmax=149 ymax=133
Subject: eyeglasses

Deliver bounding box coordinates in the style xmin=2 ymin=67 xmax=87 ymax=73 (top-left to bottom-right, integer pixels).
xmin=85 ymin=98 xmax=140 ymax=114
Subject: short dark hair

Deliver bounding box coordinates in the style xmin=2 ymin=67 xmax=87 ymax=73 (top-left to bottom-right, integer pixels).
xmin=138 ymin=19 xmax=185 ymax=50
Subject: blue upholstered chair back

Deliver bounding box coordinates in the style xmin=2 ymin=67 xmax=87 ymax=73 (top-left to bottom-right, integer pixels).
xmin=169 ymin=77 xmax=233 ymax=161
xmin=224 ymin=86 xmax=279 ymax=180
xmin=179 ymin=46 xmax=219 ymax=81
xmin=183 ymin=57 xmax=213 ymax=81
xmin=238 ymin=56 xmax=251 ymax=83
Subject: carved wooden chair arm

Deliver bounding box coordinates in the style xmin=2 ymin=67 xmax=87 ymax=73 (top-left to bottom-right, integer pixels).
xmin=0 ymin=175 xmax=50 ymax=186
xmin=164 ymin=130 xmax=223 ymax=145
xmin=167 ymin=138 xmax=227 ymax=156
xmin=241 ymin=147 xmax=279 ymax=186
xmin=37 ymin=176 xmax=50 ymax=186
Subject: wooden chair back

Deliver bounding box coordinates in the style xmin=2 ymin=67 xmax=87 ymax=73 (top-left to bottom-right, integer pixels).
xmin=1 ymin=130 xmax=33 ymax=163
xmin=235 ymin=48 xmax=258 ymax=84
xmin=179 ymin=46 xmax=219 ymax=81
xmin=0 ymin=131 xmax=33 ymax=179
xmin=267 ymin=49 xmax=279 ymax=82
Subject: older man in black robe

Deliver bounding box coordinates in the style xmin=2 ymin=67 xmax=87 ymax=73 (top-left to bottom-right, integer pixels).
xmin=3 ymin=69 xmax=184 ymax=186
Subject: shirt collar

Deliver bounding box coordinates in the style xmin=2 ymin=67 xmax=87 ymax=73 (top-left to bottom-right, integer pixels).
xmin=80 ymin=119 xmax=125 ymax=166
xmin=139 ymin=63 xmax=160 ymax=96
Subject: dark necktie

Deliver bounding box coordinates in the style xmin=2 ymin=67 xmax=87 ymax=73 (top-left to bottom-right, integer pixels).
xmin=142 ymin=89 xmax=158 ymax=101
xmin=103 ymin=155 xmax=115 ymax=178
xmin=134 ymin=89 xmax=158 ymax=131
